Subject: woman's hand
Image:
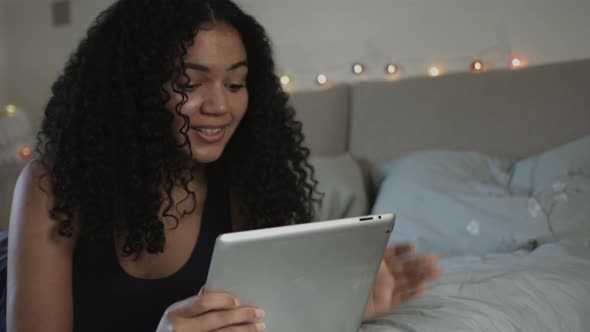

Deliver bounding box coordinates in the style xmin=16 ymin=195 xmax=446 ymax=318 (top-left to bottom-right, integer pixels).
xmin=156 ymin=288 xmax=266 ymax=332
xmin=363 ymin=243 xmax=442 ymax=321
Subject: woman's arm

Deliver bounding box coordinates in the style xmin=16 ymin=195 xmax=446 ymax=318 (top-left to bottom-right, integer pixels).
xmin=7 ymin=161 xmax=78 ymax=332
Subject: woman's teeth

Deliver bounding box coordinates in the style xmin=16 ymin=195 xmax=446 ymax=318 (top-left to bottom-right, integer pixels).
xmin=196 ymin=128 xmax=222 ymax=134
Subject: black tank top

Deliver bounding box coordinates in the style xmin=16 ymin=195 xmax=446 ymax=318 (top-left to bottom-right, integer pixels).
xmin=72 ymin=171 xmax=231 ymax=332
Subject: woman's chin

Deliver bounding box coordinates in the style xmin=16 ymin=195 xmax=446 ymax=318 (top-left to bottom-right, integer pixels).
xmin=190 ymin=147 xmax=224 ymax=164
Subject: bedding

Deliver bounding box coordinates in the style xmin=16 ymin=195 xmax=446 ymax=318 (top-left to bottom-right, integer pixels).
xmin=534 ymin=171 xmax=590 ymax=246
xmin=511 ymin=135 xmax=590 ymax=194
xmin=360 ymin=241 xmax=590 ymax=332
xmin=364 ymin=136 xmax=590 ymax=331
xmin=371 ymin=151 xmax=547 ymax=256
xmin=371 ymin=136 xmax=590 ymax=257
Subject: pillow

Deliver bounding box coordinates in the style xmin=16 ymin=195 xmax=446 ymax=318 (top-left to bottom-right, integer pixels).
xmin=534 ymin=172 xmax=590 ymax=247
xmin=309 ymin=154 xmax=369 ymax=221
xmin=371 ymin=151 xmax=548 ymax=257
xmin=511 ymin=134 xmax=590 ymax=194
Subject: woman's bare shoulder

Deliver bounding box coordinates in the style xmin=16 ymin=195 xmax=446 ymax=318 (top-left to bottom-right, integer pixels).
xmin=10 ymin=158 xmax=78 ymax=249
xmin=7 ymin=160 xmax=78 ymax=331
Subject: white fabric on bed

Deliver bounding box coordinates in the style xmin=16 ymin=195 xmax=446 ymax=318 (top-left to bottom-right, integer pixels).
xmin=371 ymin=151 xmax=547 ymax=256
xmin=511 ymin=134 xmax=590 ymax=194
xmin=360 ymin=241 xmax=590 ymax=332
xmin=372 ymin=137 xmax=590 ymax=257
xmin=365 ymin=140 xmax=590 ymax=331
xmin=535 ymin=172 xmax=590 ymax=247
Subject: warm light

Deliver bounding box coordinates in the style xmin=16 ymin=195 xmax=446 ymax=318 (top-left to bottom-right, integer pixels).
xmin=352 ymin=63 xmax=364 ymax=75
xmin=280 ymin=75 xmax=291 ymax=86
xmin=386 ymin=64 xmax=398 ymax=75
xmin=19 ymin=147 xmax=32 ymax=160
xmin=5 ymin=104 xmax=17 ymax=117
xmin=510 ymin=56 xmax=523 ymax=69
xmin=471 ymin=60 xmax=484 ymax=72
xmin=316 ymin=74 xmax=328 ymax=86
xmin=428 ymin=66 xmax=441 ymax=77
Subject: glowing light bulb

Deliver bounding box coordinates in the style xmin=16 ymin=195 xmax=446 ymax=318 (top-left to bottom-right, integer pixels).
xmin=19 ymin=147 xmax=32 ymax=160
xmin=428 ymin=66 xmax=441 ymax=77
xmin=280 ymin=75 xmax=291 ymax=86
xmin=352 ymin=63 xmax=364 ymax=75
xmin=386 ymin=64 xmax=398 ymax=75
xmin=316 ymin=74 xmax=328 ymax=86
xmin=5 ymin=104 xmax=17 ymax=117
xmin=510 ymin=56 xmax=523 ymax=69
xmin=471 ymin=60 xmax=484 ymax=72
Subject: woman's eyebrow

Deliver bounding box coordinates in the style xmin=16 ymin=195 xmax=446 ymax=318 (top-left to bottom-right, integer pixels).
xmin=227 ymin=60 xmax=248 ymax=71
xmin=185 ymin=60 xmax=248 ymax=72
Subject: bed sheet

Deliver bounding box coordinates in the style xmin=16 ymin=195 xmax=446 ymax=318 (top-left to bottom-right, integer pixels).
xmin=360 ymin=241 xmax=590 ymax=332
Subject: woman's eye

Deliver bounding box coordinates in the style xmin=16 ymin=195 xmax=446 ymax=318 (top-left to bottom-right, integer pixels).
xmin=174 ymin=82 xmax=200 ymax=91
xmin=227 ymin=84 xmax=245 ymax=92
xmin=184 ymin=84 xmax=201 ymax=91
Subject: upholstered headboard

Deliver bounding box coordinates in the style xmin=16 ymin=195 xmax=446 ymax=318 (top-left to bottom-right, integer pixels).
xmin=291 ymin=58 xmax=590 ymax=165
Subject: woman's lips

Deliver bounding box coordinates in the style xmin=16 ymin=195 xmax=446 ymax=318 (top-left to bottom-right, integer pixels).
xmin=192 ymin=126 xmax=226 ymax=143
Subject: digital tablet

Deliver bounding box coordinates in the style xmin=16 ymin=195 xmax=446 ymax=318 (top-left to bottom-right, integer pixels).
xmin=206 ymin=213 xmax=395 ymax=332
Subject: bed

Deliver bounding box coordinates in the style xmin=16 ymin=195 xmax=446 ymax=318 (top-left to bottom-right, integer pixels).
xmin=291 ymin=58 xmax=590 ymax=331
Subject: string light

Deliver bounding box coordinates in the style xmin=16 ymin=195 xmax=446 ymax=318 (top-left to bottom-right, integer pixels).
xmin=19 ymin=147 xmax=32 ymax=160
xmin=510 ymin=56 xmax=523 ymax=69
xmin=428 ymin=66 xmax=442 ymax=77
xmin=280 ymin=75 xmax=291 ymax=86
xmin=352 ymin=63 xmax=364 ymax=75
xmin=5 ymin=104 xmax=17 ymax=117
xmin=471 ymin=59 xmax=485 ymax=72
xmin=385 ymin=63 xmax=398 ymax=75
xmin=316 ymin=73 xmax=328 ymax=86
xmin=277 ymin=42 xmax=529 ymax=88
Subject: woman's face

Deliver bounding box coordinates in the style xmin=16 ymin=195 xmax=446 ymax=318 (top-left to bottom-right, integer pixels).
xmin=165 ymin=22 xmax=249 ymax=164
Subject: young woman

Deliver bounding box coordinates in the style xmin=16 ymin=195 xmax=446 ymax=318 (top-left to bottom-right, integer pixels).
xmin=6 ymin=1 xmax=441 ymax=331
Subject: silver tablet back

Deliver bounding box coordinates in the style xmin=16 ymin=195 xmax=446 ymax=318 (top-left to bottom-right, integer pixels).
xmin=206 ymin=213 xmax=395 ymax=332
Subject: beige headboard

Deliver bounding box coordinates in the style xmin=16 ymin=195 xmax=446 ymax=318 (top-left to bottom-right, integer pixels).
xmin=289 ymin=84 xmax=350 ymax=156
xmin=291 ymin=58 xmax=590 ymax=165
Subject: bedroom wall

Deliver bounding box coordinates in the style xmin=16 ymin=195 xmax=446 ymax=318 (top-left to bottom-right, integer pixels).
xmin=3 ymin=0 xmax=590 ymax=128
xmin=239 ymin=0 xmax=590 ymax=91
xmin=2 ymin=0 xmax=118 ymax=130
xmin=0 ymin=2 xmax=11 ymax=231
xmin=0 ymin=2 xmax=8 ymax=104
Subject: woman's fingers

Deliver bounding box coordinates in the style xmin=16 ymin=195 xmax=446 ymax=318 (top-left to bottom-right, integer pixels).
xmin=383 ymin=252 xmax=442 ymax=296
xmin=388 ymin=253 xmax=439 ymax=276
xmin=167 ymin=291 xmax=240 ymax=318
xmin=404 ymin=256 xmax=440 ymax=279
xmin=384 ymin=243 xmax=415 ymax=259
xmin=158 ymin=289 xmax=267 ymax=332
xmin=392 ymin=265 xmax=441 ymax=293
xmin=400 ymin=253 xmax=438 ymax=270
xmin=213 ymin=322 xmax=266 ymax=332
xmin=196 ymin=306 xmax=265 ymax=331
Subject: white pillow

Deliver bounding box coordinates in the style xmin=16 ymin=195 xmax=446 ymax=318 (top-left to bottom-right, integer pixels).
xmin=309 ymin=154 xmax=369 ymax=221
xmin=371 ymin=151 xmax=547 ymax=257
xmin=534 ymin=172 xmax=590 ymax=246
xmin=511 ymin=135 xmax=590 ymax=194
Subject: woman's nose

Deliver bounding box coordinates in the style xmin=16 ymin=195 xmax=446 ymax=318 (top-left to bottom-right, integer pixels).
xmin=201 ymin=85 xmax=228 ymax=116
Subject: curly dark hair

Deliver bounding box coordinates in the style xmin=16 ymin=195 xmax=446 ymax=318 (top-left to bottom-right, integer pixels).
xmin=36 ymin=0 xmax=321 ymax=257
